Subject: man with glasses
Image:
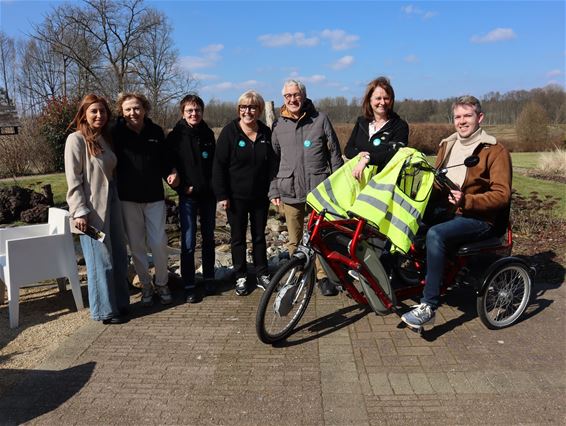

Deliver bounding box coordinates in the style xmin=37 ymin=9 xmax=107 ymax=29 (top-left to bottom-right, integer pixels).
xmin=269 ymin=80 xmax=344 ymax=296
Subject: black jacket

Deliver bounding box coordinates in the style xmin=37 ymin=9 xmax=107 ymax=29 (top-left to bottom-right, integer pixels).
xmin=166 ymin=118 xmax=216 ymax=198
xmin=344 ymin=112 xmax=409 ymax=169
xmin=212 ymin=119 xmax=276 ymax=201
xmin=112 ymin=117 xmax=169 ymax=203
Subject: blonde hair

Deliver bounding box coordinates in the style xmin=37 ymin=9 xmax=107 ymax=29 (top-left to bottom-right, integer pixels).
xmin=237 ymin=90 xmax=265 ymax=116
xmin=115 ymin=92 xmax=151 ymax=116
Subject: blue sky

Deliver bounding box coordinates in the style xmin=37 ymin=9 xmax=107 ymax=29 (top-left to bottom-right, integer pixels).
xmin=1 ymin=0 xmax=564 ymax=103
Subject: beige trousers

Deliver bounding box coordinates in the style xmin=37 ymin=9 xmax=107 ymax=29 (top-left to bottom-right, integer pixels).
xmin=283 ymin=202 xmax=327 ymax=280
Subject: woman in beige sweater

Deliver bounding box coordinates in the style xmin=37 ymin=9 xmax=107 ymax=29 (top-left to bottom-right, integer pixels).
xmin=64 ymin=94 xmax=130 ymax=324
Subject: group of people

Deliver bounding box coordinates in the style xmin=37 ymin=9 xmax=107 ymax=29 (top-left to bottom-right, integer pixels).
xmin=64 ymin=76 xmax=511 ymax=331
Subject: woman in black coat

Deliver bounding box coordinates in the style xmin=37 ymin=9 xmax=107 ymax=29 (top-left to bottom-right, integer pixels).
xmin=166 ymin=94 xmax=216 ymax=304
xmin=212 ymin=90 xmax=277 ymax=296
xmin=344 ymin=76 xmax=409 ymax=180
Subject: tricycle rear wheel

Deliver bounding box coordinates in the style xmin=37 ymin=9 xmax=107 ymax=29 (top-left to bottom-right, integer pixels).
xmin=477 ymin=262 xmax=532 ymax=329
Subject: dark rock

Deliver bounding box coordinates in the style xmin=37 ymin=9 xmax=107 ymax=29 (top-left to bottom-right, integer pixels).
xmin=20 ymin=204 xmax=49 ymax=223
xmin=0 ymin=186 xmax=31 ymax=221
xmin=29 ymin=191 xmax=49 ymax=208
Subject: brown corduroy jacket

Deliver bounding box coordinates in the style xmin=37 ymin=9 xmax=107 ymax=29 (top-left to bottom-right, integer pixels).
xmin=433 ymin=129 xmax=512 ymax=225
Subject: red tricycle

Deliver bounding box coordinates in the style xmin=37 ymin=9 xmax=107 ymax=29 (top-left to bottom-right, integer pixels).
xmin=256 ymin=153 xmax=534 ymax=344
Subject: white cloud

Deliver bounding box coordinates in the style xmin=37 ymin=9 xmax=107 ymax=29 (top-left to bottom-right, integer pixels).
xmin=401 ymin=5 xmax=437 ymax=19
xmin=320 ymin=29 xmax=359 ymax=50
xmin=201 ymin=80 xmax=260 ymax=92
xmin=287 ymin=74 xmax=327 ymax=84
xmin=180 ymin=44 xmax=224 ymax=69
xmin=257 ymin=29 xmax=358 ymax=51
xmin=258 ymin=32 xmax=319 ymax=48
xmin=471 ymin=28 xmax=516 ymax=43
xmin=404 ymin=54 xmax=419 ymax=63
xmin=331 ymin=55 xmax=354 ymax=70
xmin=546 ymin=69 xmax=562 ymax=78
xmin=193 ymin=73 xmax=219 ymax=81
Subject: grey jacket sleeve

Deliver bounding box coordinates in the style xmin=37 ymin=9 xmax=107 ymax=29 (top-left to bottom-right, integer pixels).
xmin=323 ymin=116 xmax=344 ymax=172
xmin=267 ymin=125 xmax=281 ymax=200
xmin=64 ymin=133 xmax=90 ymax=219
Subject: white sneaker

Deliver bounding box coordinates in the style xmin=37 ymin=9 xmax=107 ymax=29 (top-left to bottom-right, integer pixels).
xmin=256 ymin=275 xmax=270 ymax=291
xmin=235 ymin=277 xmax=248 ymax=296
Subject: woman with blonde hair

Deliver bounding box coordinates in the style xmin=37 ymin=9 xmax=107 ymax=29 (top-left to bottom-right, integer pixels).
xmin=212 ymin=90 xmax=277 ymax=296
xmin=64 ymin=93 xmax=130 ymax=324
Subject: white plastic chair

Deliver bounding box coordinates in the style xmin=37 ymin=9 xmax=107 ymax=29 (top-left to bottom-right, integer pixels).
xmin=0 ymin=207 xmax=84 ymax=328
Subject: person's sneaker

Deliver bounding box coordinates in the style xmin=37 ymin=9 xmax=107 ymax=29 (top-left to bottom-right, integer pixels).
xmin=401 ymin=303 xmax=435 ymax=329
xmin=318 ymin=278 xmax=339 ymax=296
xmin=156 ymin=284 xmax=173 ymax=305
xmin=256 ymin=275 xmax=270 ymax=291
xmin=185 ymin=287 xmax=202 ymax=304
xmin=235 ymin=277 xmax=248 ymax=296
xmin=141 ymin=284 xmax=154 ymax=307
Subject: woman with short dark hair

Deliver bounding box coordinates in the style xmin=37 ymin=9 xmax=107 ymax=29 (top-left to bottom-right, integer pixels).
xmin=166 ymin=94 xmax=217 ymax=303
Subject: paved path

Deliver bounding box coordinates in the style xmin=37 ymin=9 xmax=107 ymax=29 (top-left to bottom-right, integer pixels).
xmin=1 ymin=277 xmax=565 ymax=425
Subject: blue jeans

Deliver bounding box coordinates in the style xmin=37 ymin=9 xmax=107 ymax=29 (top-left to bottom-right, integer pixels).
xmin=80 ymin=183 xmax=130 ymax=321
xmin=179 ymin=194 xmax=216 ymax=289
xmin=422 ymin=215 xmax=493 ymax=309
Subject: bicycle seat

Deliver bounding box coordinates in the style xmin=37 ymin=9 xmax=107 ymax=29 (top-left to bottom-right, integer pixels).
xmin=456 ymin=235 xmax=507 ymax=255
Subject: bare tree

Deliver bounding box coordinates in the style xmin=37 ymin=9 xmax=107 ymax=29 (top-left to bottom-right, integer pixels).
xmin=34 ymin=0 xmax=161 ymax=97
xmin=132 ymin=9 xmax=197 ymax=125
xmin=0 ymin=32 xmax=16 ymax=105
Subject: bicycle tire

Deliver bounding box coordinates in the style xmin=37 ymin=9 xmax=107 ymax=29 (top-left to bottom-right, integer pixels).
xmin=477 ymin=261 xmax=532 ymax=329
xmin=256 ymin=256 xmax=315 ymax=344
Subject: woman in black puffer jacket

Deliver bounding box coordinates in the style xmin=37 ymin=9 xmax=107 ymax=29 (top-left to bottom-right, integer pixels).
xmin=345 ymin=76 xmax=409 ymax=180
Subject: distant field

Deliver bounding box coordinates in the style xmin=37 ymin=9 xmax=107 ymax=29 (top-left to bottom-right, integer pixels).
xmin=2 ymin=151 xmax=564 ymax=219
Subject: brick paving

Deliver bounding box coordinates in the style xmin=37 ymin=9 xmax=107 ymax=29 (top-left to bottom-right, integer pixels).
xmin=0 ymin=277 xmax=565 ymax=425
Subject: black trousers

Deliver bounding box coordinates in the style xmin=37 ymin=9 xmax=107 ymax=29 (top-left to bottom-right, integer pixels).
xmin=227 ymin=197 xmax=269 ymax=279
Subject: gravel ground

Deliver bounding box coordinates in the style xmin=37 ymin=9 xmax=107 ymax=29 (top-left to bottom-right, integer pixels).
xmin=0 ymin=280 xmax=91 ymax=395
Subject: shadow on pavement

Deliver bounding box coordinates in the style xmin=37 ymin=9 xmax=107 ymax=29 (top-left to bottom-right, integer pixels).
xmin=0 ymin=361 xmax=95 ymax=425
xmin=273 ymin=304 xmax=370 ymax=347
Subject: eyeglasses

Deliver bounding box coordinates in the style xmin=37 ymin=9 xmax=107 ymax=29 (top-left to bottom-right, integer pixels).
xmin=239 ymin=105 xmax=258 ymax=112
xmin=283 ymin=93 xmax=302 ymax=100
xmin=184 ymin=108 xmax=202 ymax=114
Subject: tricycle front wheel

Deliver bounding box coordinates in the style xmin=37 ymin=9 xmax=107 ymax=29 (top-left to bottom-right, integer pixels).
xmin=477 ymin=262 xmax=532 ymax=329
xmin=256 ymin=257 xmax=315 ymax=344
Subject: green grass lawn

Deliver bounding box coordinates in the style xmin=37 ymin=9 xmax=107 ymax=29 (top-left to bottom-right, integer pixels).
xmin=513 ymin=174 xmax=566 ymax=217
xmin=2 ymin=151 xmax=565 ymax=219
xmin=0 ymin=174 xmax=178 ymax=206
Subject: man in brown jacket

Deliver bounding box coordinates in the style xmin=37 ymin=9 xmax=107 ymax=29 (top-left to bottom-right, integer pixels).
xmin=402 ymin=95 xmax=512 ymax=330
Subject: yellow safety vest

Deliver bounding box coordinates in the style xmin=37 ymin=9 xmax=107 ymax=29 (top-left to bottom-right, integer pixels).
xmin=350 ymin=148 xmax=434 ymax=253
xmin=307 ymin=148 xmax=434 ymax=253
xmin=306 ymin=156 xmax=379 ymax=220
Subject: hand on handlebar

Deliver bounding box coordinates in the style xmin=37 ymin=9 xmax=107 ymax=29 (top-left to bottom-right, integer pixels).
xmin=448 ymin=189 xmax=463 ymax=206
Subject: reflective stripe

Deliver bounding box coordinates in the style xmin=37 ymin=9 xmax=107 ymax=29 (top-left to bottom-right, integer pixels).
xmin=356 ymin=193 xmax=416 ymax=240
xmin=367 ymin=181 xmax=395 ymax=192
xmin=309 ymin=186 xmax=344 ymax=218
xmin=386 ymin=211 xmax=416 ymax=241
